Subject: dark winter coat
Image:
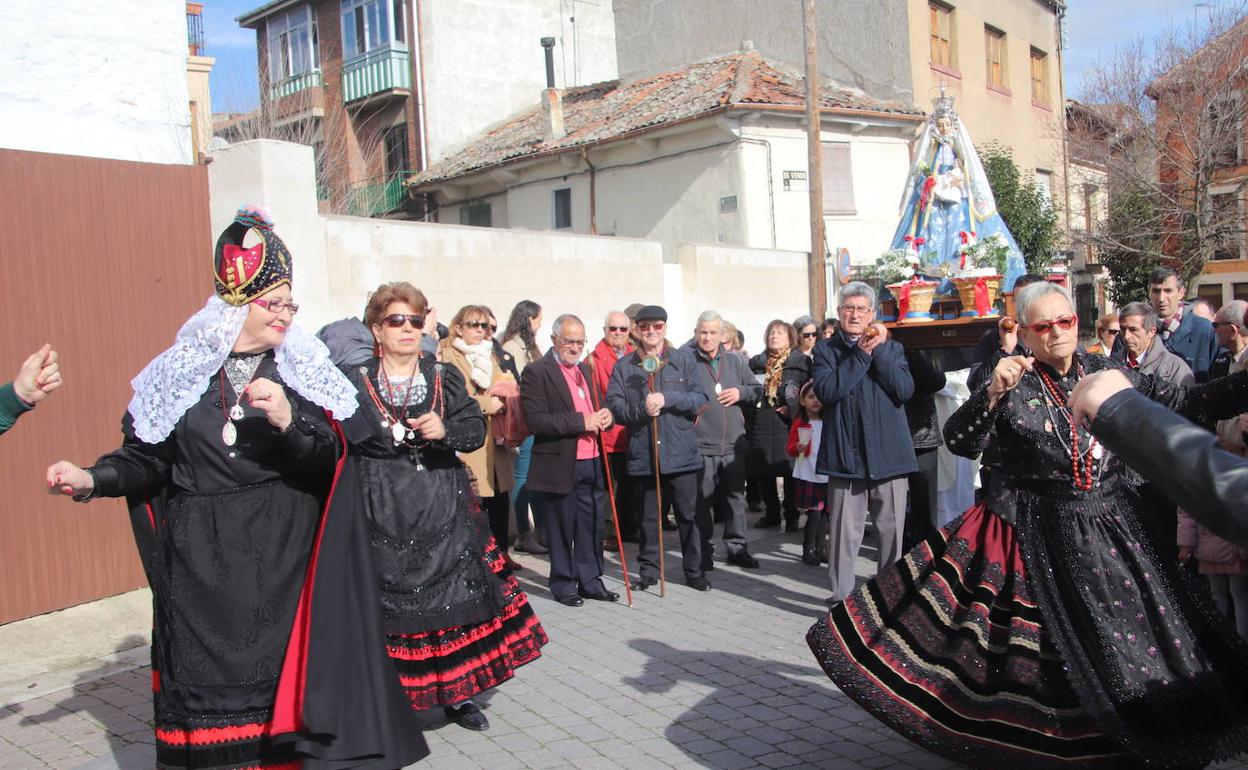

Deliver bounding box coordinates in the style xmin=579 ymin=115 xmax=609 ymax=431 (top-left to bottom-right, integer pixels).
xmin=811 ymin=332 xmax=918 ymax=482
xmin=746 ymin=350 xmax=811 ymax=469
xmin=684 ymin=342 xmax=762 ymax=458
xmin=606 ymin=343 xmax=709 ymax=476
xmin=904 ymin=348 xmax=946 ymax=451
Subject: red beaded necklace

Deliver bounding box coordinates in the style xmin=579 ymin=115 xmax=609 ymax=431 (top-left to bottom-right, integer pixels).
xmin=1035 ymin=363 xmax=1099 ymax=491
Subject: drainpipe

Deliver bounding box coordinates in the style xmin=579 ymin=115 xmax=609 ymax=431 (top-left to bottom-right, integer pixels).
xmin=582 ymin=148 xmax=597 ymax=235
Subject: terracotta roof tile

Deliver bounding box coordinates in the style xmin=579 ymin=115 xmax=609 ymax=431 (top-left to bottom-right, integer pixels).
xmin=410 ymin=52 xmax=922 ymax=188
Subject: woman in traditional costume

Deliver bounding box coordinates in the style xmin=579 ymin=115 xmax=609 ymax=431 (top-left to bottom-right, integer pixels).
xmin=890 ymin=92 xmax=1026 ymax=292
xmin=808 ymin=281 xmax=1248 ymax=769
xmin=340 ymin=282 xmax=547 ymax=733
xmin=46 ymin=207 xmax=426 ymax=770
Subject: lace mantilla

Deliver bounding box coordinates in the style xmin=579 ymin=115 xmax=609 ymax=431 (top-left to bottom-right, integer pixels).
xmin=128 ymin=295 xmax=358 ymax=443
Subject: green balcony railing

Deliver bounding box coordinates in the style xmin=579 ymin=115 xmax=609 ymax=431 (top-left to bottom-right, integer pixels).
xmin=341 ymin=46 xmax=410 ymax=103
xmin=270 ymin=70 xmax=323 ymax=100
xmin=346 ymin=173 xmax=407 ymax=217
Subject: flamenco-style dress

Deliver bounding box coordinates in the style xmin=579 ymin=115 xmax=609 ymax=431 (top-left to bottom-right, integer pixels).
xmin=89 ymin=350 xmax=425 ymax=769
xmin=341 ymin=356 xmax=547 ymax=710
xmin=807 ymin=354 xmax=1248 ymax=769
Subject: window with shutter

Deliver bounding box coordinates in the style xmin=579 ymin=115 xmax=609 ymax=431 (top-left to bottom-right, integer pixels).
xmin=985 ymin=27 xmax=1007 ymax=91
xmin=821 ymin=143 xmax=856 ymax=215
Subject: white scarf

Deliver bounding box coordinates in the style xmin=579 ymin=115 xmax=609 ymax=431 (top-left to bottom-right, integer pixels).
xmin=452 ymin=337 xmax=494 ymax=390
xmin=128 ymin=295 xmax=358 ymax=443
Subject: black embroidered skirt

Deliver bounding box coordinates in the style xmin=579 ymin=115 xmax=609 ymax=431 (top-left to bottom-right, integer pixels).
xmin=807 ymin=496 xmax=1248 ymax=769
xmin=151 ymin=481 xmax=318 ymax=770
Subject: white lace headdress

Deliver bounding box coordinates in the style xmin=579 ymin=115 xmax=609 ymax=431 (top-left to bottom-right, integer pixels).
xmin=128 ymin=295 xmax=358 ymax=443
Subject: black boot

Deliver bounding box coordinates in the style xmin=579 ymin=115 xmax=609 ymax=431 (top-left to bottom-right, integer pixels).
xmin=802 ymin=512 xmax=822 ymax=565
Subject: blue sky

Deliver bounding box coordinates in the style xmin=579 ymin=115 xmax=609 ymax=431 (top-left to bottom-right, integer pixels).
xmin=204 ymin=0 xmax=1225 ymax=114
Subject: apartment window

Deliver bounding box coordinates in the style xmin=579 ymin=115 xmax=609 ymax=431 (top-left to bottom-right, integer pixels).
xmin=341 ymin=0 xmax=405 ymax=59
xmin=1210 ymin=191 xmax=1243 ymax=261
xmin=1035 ymin=169 xmax=1053 ymax=204
xmin=460 ymin=202 xmax=492 ymax=228
xmin=821 ymin=142 xmax=856 ymax=215
xmin=1234 ymin=283 xmax=1248 ymax=302
xmin=1199 ymin=283 xmax=1227 ymax=307
xmin=985 ymin=26 xmax=1008 ymax=91
xmin=383 ymin=124 xmax=409 ymax=177
xmin=267 ymin=5 xmax=320 ymax=81
xmin=1030 ymin=48 xmax=1049 ymax=104
xmin=553 ymin=188 xmax=572 ymax=229
xmin=929 ymin=3 xmax=955 ymax=69
xmin=1205 ymin=93 xmax=1243 ymax=169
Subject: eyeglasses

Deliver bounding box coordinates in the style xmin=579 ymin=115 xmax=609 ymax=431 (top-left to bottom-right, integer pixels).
xmin=801 ymin=332 xmax=818 ymax=339
xmin=839 ymin=305 xmax=872 ymax=317
xmin=558 ymin=338 xmax=586 ymax=347
xmin=1213 ymin=321 xmax=1235 ymax=329
xmin=462 ymin=321 xmax=498 ymax=331
xmin=637 ymin=321 xmax=666 ymax=332
xmin=1020 ymin=315 xmax=1078 ymax=335
xmin=606 ymin=326 xmax=630 ymax=333
xmin=254 ymin=298 xmax=300 ymax=315
xmin=1102 ymin=328 xmax=1121 ymax=336
xmin=382 ymin=314 xmax=424 ymax=329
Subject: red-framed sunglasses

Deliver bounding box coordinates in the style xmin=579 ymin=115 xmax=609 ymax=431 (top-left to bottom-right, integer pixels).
xmin=1019 ymin=315 xmax=1078 ymax=335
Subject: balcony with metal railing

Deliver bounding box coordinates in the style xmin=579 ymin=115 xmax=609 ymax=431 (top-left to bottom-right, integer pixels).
xmin=345 ymin=173 xmax=408 ymax=217
xmin=341 ymin=45 xmax=411 ymax=104
xmin=270 ymin=70 xmax=324 ymax=100
xmin=186 ymin=2 xmax=205 ymax=56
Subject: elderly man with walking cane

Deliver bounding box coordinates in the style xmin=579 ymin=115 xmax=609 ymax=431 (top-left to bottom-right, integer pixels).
xmin=521 ymin=314 xmax=621 ymax=606
xmin=607 ymin=305 xmax=711 ymax=593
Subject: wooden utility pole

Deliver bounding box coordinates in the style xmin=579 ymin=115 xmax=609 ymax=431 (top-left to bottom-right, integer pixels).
xmin=803 ymin=0 xmax=827 ymax=320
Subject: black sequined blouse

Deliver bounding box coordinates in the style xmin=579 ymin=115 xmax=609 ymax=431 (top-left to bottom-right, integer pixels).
xmin=942 ymin=352 xmax=1248 ymax=767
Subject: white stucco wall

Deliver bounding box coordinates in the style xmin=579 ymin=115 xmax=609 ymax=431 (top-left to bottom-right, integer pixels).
xmin=435 ymin=116 xmax=914 ymax=270
xmin=0 ymin=0 xmax=192 ymax=164
xmin=208 ymin=140 xmax=811 ymax=350
xmin=420 ymin=0 xmax=618 ymax=163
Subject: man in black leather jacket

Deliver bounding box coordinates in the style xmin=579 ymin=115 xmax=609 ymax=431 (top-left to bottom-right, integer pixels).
xmin=1071 ymin=369 xmax=1248 ymax=548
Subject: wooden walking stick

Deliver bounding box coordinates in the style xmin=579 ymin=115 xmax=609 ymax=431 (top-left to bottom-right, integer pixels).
xmin=641 ymin=355 xmax=667 ymax=597
xmin=587 ymin=357 xmax=634 ymax=607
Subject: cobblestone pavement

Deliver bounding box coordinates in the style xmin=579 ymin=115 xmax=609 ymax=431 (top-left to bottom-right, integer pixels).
xmin=3 ymin=526 xmax=1247 ymax=770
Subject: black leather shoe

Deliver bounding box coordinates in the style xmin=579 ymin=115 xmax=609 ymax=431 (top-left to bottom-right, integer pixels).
xmin=687 ymin=577 xmax=712 ymax=591
xmin=727 ymin=551 xmax=760 ymax=569
xmin=444 ymin=701 xmax=489 ymax=731
xmin=557 ymin=594 xmax=584 ymax=607
xmin=754 ymin=517 xmax=781 ymax=529
xmin=632 ymin=577 xmax=657 ymax=591
xmin=801 ymin=551 xmax=821 ymax=566
xmin=581 ymin=590 xmax=619 ymax=602
xmin=701 ymin=560 xmax=715 ymax=572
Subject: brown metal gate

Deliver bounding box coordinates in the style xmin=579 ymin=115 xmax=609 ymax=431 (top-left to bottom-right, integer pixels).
xmin=0 ymin=149 xmax=211 ymax=624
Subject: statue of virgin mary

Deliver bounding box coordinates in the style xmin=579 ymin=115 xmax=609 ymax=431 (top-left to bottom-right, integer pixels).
xmin=890 ymin=91 xmax=1026 ymax=292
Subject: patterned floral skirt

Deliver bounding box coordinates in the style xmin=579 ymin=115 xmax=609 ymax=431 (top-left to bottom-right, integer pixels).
xmin=386 ymin=538 xmax=548 ymax=709
xmin=807 ymin=496 xmax=1248 ymax=769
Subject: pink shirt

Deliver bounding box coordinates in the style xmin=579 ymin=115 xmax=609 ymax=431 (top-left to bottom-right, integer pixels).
xmin=557 ymin=362 xmax=600 ymax=460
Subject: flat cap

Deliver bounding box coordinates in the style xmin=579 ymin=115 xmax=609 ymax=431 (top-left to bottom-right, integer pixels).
xmin=634 ymin=305 xmax=668 ymax=323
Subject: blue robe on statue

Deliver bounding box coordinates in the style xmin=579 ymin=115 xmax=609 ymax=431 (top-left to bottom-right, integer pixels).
xmin=889 ymin=125 xmax=1026 ymax=294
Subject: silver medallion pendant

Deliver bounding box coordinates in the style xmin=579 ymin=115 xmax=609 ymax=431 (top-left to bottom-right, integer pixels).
xmin=1092 ymin=442 xmax=1103 ymax=461
xmin=714 ymin=383 xmax=723 ymax=395
xmin=229 ymin=404 xmax=245 ymax=421
xmin=392 ymin=422 xmax=407 ymax=445
xmin=406 ymin=428 xmax=417 ymax=442
xmin=222 ymin=420 xmax=238 ymax=447
xmin=380 ymin=419 xmax=390 ymax=430
xmin=578 ymin=387 xmax=586 ymax=400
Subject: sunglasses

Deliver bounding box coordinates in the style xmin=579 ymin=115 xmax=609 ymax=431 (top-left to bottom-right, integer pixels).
xmin=462 ymin=321 xmax=498 ymax=331
xmin=607 ymin=325 xmax=630 ymax=333
xmin=1020 ymin=315 xmax=1078 ymax=335
xmin=801 ymin=332 xmax=818 ymax=339
xmin=253 ymin=298 xmax=300 ymax=315
xmin=637 ymin=321 xmax=666 ymax=331
xmin=382 ymin=313 xmax=424 ymax=329
xmin=1103 ymin=328 xmax=1121 ymax=336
